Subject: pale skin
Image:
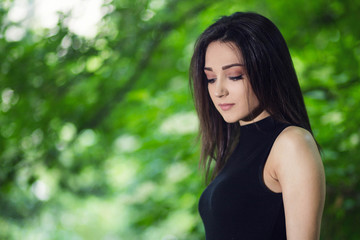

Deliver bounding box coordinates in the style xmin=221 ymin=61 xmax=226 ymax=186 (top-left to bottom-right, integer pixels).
xmin=205 ymin=41 xmax=326 ymax=239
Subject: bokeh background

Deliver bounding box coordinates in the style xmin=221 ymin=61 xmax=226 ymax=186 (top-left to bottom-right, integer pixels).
xmin=0 ymin=0 xmax=359 ymax=239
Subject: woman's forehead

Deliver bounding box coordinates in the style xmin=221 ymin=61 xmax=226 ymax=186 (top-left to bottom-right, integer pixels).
xmin=205 ymin=41 xmax=244 ymax=67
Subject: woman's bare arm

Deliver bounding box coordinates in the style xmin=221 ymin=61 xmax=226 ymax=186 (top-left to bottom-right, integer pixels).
xmin=272 ymin=126 xmax=326 ymax=240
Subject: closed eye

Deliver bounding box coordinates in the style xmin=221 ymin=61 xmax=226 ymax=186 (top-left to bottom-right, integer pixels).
xmin=229 ymin=75 xmax=244 ymax=81
xmin=207 ymin=78 xmax=216 ymax=84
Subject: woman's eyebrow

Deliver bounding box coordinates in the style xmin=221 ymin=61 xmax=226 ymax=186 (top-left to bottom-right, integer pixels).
xmin=204 ymin=63 xmax=244 ymax=71
xmin=222 ymin=63 xmax=244 ymax=70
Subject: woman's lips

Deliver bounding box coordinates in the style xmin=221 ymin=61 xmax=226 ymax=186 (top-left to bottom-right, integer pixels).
xmin=218 ymin=103 xmax=235 ymax=111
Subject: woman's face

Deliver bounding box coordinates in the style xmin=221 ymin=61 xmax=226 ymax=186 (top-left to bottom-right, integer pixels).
xmin=204 ymin=41 xmax=265 ymax=125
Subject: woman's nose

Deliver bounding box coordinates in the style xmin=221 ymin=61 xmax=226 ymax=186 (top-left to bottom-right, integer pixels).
xmin=214 ymin=79 xmax=229 ymax=98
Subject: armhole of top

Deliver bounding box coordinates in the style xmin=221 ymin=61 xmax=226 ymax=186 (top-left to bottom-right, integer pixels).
xmin=258 ymin=125 xmax=291 ymax=195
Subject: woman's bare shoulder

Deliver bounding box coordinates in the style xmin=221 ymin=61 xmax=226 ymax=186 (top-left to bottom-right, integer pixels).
xmin=275 ymin=126 xmax=319 ymax=155
xmin=271 ymin=125 xmax=323 ymax=178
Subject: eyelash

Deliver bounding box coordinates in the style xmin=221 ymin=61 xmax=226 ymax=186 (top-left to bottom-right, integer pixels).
xmin=229 ymin=75 xmax=244 ymax=80
xmin=207 ymin=75 xmax=244 ymax=83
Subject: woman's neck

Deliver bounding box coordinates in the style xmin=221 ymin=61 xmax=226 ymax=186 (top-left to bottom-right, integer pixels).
xmin=239 ymin=110 xmax=270 ymax=126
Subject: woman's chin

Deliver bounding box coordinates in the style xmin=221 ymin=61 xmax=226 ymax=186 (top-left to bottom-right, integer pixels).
xmin=222 ymin=116 xmax=240 ymax=123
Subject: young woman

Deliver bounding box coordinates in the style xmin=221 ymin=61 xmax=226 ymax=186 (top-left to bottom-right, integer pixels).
xmin=189 ymin=12 xmax=326 ymax=240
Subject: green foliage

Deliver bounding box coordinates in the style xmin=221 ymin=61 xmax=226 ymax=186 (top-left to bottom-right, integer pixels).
xmin=0 ymin=0 xmax=360 ymax=239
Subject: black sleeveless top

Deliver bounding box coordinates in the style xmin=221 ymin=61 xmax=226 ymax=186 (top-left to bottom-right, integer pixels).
xmin=198 ymin=117 xmax=290 ymax=240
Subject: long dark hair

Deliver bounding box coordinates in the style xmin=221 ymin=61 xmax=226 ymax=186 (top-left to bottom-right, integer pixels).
xmin=189 ymin=12 xmax=314 ymax=182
